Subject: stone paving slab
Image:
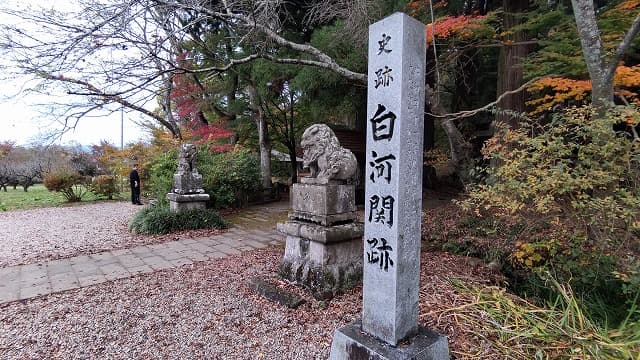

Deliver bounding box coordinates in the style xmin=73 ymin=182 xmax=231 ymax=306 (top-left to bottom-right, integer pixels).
xmin=20 ymin=284 xmax=51 ymax=299
xmin=0 ymin=204 xmax=287 ymax=305
xmin=50 ymin=274 xmax=80 ymax=293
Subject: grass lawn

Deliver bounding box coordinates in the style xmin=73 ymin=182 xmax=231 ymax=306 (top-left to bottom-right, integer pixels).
xmin=0 ymin=184 xmax=127 ymax=211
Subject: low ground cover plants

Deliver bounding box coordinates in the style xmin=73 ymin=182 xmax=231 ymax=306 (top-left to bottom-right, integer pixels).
xmin=423 ymin=105 xmax=640 ymax=358
xmin=129 ymin=206 xmax=227 ymax=235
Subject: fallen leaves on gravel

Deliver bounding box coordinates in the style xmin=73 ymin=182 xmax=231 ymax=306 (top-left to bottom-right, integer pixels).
xmin=1 ymin=247 xmax=504 ymax=359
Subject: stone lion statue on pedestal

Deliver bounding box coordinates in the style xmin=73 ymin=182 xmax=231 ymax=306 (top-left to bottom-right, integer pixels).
xmin=300 ymin=124 xmax=357 ymax=184
xmin=173 ymin=143 xmax=204 ymax=195
xmin=177 ymin=143 xmax=198 ymax=174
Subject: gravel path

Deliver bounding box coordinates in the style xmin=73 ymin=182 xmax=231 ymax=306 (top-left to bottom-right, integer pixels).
xmin=1 ymin=249 xmax=361 ymax=359
xmin=0 ymin=202 xmax=223 ymax=268
xmin=0 ymin=202 xmax=139 ymax=268
xmin=0 ymin=200 xmax=503 ymax=359
xmin=0 ymin=248 xmax=499 ymax=359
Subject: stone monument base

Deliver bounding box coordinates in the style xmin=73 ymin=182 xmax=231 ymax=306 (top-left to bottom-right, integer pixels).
xmin=290 ymin=183 xmax=357 ymax=226
xmin=278 ymin=221 xmax=363 ymax=300
xmin=166 ymin=193 xmax=210 ymax=212
xmin=173 ymin=173 xmax=204 ymax=195
xmin=329 ymin=321 xmax=450 ymax=360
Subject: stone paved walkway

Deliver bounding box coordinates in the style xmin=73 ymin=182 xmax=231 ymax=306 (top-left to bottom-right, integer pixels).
xmin=0 ymin=201 xmax=289 ymax=305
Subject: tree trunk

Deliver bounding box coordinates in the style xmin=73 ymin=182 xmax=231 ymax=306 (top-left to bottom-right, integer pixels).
xmin=288 ymin=93 xmax=297 ymax=185
xmin=495 ymin=0 xmax=534 ymax=128
xmin=441 ymin=118 xmax=473 ymax=181
xmin=246 ymin=82 xmax=272 ymax=191
xmin=288 ymin=147 xmax=298 ymax=185
xmin=571 ymin=0 xmax=613 ymax=109
xmin=425 ymin=84 xmax=473 ymax=185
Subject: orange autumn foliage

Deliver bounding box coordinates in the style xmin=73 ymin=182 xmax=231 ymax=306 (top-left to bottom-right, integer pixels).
xmin=528 ymin=78 xmax=591 ymax=113
xmin=407 ymin=0 xmax=448 ymax=12
xmin=528 ymin=64 xmax=640 ymax=113
xmin=426 ymin=15 xmax=488 ymax=43
xmin=618 ymin=0 xmax=640 ymax=10
xmin=614 ymin=64 xmax=640 ymax=87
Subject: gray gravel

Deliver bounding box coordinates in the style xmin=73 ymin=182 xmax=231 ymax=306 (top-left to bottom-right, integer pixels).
xmin=0 ymin=249 xmax=361 ymax=359
xmin=0 ymin=201 xmax=486 ymax=359
xmin=0 ymin=202 xmax=223 ymax=268
xmin=0 ymin=202 xmax=361 ymax=359
xmin=0 ymin=202 xmax=139 ymax=268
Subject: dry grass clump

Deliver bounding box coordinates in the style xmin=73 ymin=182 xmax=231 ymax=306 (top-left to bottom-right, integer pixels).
xmin=433 ymin=277 xmax=640 ymax=359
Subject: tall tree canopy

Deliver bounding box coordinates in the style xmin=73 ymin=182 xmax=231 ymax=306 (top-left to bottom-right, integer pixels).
xmin=1 ymin=0 xmax=639 ymax=184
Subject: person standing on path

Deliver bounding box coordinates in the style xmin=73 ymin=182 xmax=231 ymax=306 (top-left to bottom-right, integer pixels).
xmin=129 ymin=164 xmax=142 ymax=205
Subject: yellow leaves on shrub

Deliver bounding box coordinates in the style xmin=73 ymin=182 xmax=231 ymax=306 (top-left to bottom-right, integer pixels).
xmin=423 ymin=148 xmax=449 ymax=167
xmin=513 ymin=241 xmax=551 ymax=269
xmin=465 ymin=106 xmax=640 ymax=241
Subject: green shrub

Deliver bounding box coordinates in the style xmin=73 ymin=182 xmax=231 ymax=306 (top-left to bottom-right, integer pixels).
xmin=129 ymin=206 xmax=227 ymax=235
xmin=148 ymin=148 xmax=179 ymax=206
xmin=465 ymin=106 xmax=639 ymax=234
xmin=147 ymin=146 xmax=262 ymax=209
xmin=200 ymin=149 xmax=261 ymax=208
xmin=43 ymin=171 xmax=90 ymax=202
xmin=461 ymin=105 xmax=640 ymax=324
xmin=90 ymin=175 xmax=119 ymax=200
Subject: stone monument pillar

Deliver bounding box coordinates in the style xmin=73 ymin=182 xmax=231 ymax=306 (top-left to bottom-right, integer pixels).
xmin=329 ymin=12 xmax=450 ymax=359
xmin=166 ymin=144 xmax=210 ymax=212
xmin=277 ymin=124 xmax=364 ymax=300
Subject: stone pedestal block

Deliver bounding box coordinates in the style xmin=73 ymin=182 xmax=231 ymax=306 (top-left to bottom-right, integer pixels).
xmin=290 ymin=183 xmax=357 ymax=225
xmin=278 ymin=221 xmax=363 ymax=299
xmin=278 ymin=221 xmax=363 ymax=244
xmin=166 ymin=193 xmax=210 ymax=212
xmin=173 ymin=173 xmax=204 ymax=195
xmin=329 ymin=321 xmax=450 ymax=360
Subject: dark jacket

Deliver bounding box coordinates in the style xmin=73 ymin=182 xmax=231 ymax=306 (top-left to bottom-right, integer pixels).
xmin=129 ymin=169 xmax=140 ymax=188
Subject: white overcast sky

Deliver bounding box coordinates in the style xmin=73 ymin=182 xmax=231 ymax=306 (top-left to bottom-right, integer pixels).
xmin=0 ymin=0 xmax=148 ymax=147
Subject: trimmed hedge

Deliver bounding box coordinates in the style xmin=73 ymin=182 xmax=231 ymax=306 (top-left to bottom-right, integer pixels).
xmin=129 ymin=206 xmax=227 ymax=235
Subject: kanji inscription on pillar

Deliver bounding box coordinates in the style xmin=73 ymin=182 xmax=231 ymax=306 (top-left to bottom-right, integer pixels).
xmin=362 ymin=12 xmax=427 ymax=346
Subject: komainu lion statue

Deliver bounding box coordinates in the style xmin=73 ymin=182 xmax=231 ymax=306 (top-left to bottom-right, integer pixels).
xmin=177 ymin=143 xmax=198 ymax=174
xmin=300 ymin=124 xmax=357 ymax=184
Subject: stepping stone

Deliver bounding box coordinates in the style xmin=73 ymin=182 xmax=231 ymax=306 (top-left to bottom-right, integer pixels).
xmin=246 ymin=278 xmax=305 ymax=309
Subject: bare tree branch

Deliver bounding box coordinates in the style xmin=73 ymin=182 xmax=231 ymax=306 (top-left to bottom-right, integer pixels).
xmin=39 ymin=72 xmax=180 ymax=138
xmin=155 ymin=0 xmax=368 ymax=85
xmin=606 ymin=12 xmax=640 ymax=82
xmin=427 ymin=75 xmax=556 ymax=120
xmin=305 ymin=0 xmax=383 ymax=43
